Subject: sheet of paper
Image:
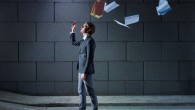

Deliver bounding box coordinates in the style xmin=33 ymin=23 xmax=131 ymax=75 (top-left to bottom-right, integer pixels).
xmin=124 ymin=14 xmax=139 ymax=25
xmin=159 ymin=0 xmax=166 ymax=5
xmin=156 ymin=0 xmax=171 ymax=15
xmin=114 ymin=20 xmax=131 ymax=28
xmin=157 ymin=0 xmax=168 ymax=11
xmin=158 ymin=6 xmax=171 ymax=15
xmin=104 ymin=1 xmax=119 ymax=13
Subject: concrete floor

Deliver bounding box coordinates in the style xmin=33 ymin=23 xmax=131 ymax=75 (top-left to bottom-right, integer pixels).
xmin=47 ymin=106 xmax=195 ymax=110
xmin=1 ymin=90 xmax=195 ymax=110
xmin=1 ymin=101 xmax=195 ymax=110
xmin=1 ymin=90 xmax=195 ymax=107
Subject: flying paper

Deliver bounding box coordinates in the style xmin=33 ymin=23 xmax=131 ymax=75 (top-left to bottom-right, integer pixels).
xmin=159 ymin=0 xmax=166 ymax=5
xmin=104 ymin=1 xmax=119 ymax=13
xmin=114 ymin=20 xmax=131 ymax=28
xmin=125 ymin=14 xmax=139 ymax=25
xmin=114 ymin=14 xmax=139 ymax=28
xmin=156 ymin=0 xmax=171 ymax=15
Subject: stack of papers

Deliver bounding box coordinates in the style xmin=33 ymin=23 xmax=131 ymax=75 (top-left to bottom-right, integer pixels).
xmin=156 ymin=0 xmax=171 ymax=15
xmin=104 ymin=1 xmax=119 ymax=13
xmin=114 ymin=14 xmax=139 ymax=28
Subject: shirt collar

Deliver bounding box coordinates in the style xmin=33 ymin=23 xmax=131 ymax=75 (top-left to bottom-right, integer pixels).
xmin=83 ymin=35 xmax=88 ymax=40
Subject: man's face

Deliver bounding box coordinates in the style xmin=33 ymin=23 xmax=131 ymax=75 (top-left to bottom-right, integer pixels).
xmin=80 ymin=23 xmax=87 ymax=33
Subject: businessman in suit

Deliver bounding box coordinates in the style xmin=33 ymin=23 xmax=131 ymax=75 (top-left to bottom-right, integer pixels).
xmin=70 ymin=22 xmax=98 ymax=110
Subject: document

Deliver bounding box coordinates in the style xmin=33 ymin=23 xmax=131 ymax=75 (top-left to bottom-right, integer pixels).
xmin=159 ymin=0 xmax=166 ymax=5
xmin=125 ymin=14 xmax=139 ymax=25
xmin=114 ymin=14 xmax=139 ymax=28
xmin=104 ymin=1 xmax=119 ymax=13
xmin=114 ymin=20 xmax=131 ymax=28
xmin=156 ymin=0 xmax=171 ymax=15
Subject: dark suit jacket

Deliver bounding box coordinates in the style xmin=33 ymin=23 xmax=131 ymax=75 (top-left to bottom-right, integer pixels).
xmin=70 ymin=33 xmax=96 ymax=74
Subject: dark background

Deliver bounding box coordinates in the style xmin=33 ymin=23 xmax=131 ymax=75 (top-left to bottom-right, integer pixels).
xmin=0 ymin=0 xmax=195 ymax=96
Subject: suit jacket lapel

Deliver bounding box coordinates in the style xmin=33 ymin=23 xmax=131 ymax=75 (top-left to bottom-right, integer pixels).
xmin=79 ymin=39 xmax=84 ymax=50
xmin=79 ymin=36 xmax=91 ymax=52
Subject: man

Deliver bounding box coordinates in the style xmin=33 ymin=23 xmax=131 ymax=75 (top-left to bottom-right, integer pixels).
xmin=70 ymin=22 xmax=98 ymax=110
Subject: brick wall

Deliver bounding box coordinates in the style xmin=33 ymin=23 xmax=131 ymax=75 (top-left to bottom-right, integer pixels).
xmin=0 ymin=0 xmax=195 ymax=95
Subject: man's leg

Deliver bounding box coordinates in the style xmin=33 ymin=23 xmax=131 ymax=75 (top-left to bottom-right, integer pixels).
xmin=84 ymin=74 xmax=98 ymax=110
xmin=78 ymin=74 xmax=86 ymax=110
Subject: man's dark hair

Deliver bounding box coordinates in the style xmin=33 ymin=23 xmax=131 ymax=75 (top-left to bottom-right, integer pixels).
xmin=85 ymin=22 xmax=95 ymax=36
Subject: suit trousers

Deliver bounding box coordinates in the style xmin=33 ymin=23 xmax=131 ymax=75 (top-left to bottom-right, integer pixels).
xmin=78 ymin=73 xmax=98 ymax=110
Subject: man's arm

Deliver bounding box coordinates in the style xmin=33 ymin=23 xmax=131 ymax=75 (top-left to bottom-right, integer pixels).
xmin=70 ymin=22 xmax=81 ymax=46
xmin=70 ymin=33 xmax=81 ymax=46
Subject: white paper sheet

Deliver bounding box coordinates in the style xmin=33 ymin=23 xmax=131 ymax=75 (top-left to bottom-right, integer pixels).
xmin=114 ymin=19 xmax=131 ymax=28
xmin=124 ymin=14 xmax=139 ymax=25
xmin=156 ymin=0 xmax=171 ymax=15
xmin=104 ymin=1 xmax=119 ymax=13
xmin=159 ymin=0 xmax=166 ymax=5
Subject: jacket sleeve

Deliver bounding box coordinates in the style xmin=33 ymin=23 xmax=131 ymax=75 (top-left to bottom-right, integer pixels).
xmin=70 ymin=33 xmax=81 ymax=46
xmin=82 ymin=40 xmax=94 ymax=74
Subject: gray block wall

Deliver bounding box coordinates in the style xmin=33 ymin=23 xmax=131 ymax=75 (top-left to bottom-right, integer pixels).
xmin=0 ymin=0 xmax=195 ymax=96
